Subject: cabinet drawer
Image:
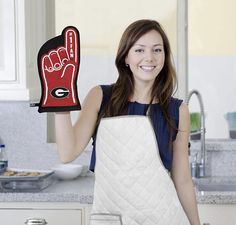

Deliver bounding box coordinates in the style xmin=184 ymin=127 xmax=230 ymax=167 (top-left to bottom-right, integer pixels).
xmin=0 ymin=209 xmax=82 ymax=225
xmin=198 ymin=204 xmax=236 ymax=225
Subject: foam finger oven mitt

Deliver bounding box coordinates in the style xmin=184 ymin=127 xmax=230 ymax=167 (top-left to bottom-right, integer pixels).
xmin=37 ymin=26 xmax=81 ymax=113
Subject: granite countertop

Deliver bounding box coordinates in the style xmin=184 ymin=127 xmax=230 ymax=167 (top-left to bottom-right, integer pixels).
xmin=194 ymin=176 xmax=236 ymax=204
xmin=196 ymin=190 xmax=236 ymax=204
xmin=0 ymin=173 xmax=236 ymax=204
xmin=0 ymin=174 xmax=95 ymax=204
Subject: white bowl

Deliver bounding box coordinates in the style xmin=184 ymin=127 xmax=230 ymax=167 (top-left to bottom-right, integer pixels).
xmin=52 ymin=164 xmax=83 ymax=180
xmin=80 ymin=165 xmax=90 ymax=177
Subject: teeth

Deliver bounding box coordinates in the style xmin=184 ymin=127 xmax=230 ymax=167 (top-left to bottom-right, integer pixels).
xmin=140 ymin=66 xmax=155 ymax=71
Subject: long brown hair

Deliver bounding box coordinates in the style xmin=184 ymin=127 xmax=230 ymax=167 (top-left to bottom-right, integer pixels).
xmin=98 ymin=19 xmax=177 ymax=134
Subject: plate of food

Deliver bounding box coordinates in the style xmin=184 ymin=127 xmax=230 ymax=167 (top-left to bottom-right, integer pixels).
xmin=0 ymin=168 xmax=54 ymax=192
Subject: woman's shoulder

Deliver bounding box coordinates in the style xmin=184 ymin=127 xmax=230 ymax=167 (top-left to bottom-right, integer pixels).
xmin=86 ymin=84 xmax=113 ymax=113
xmin=83 ymin=86 xmax=103 ymax=111
xmin=178 ymin=101 xmax=189 ymax=118
xmin=86 ymin=85 xmax=103 ymax=99
xmin=99 ymin=84 xmax=113 ymax=94
xmin=169 ymin=97 xmax=183 ymax=107
xmin=169 ymin=97 xmax=188 ymax=112
xmin=87 ymin=84 xmax=112 ymax=97
xmin=168 ymin=97 xmax=184 ymax=118
xmin=99 ymin=84 xmax=113 ymax=102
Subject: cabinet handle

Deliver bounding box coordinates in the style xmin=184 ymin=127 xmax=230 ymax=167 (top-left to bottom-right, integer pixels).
xmin=25 ymin=218 xmax=48 ymax=225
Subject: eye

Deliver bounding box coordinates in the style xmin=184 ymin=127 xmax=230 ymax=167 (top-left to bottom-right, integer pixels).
xmin=134 ymin=49 xmax=144 ymax=53
xmin=154 ymin=48 xmax=162 ymax=53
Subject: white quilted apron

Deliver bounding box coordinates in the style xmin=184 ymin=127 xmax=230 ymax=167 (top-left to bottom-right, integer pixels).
xmin=90 ymin=116 xmax=190 ymax=225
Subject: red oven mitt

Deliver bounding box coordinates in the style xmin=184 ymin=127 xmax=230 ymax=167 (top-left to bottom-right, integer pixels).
xmin=37 ymin=26 xmax=81 ymax=113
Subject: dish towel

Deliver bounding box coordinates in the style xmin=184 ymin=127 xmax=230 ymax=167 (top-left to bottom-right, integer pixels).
xmin=90 ymin=116 xmax=190 ymax=225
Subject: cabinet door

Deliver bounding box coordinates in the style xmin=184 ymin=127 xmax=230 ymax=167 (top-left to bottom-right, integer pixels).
xmin=0 ymin=0 xmax=54 ymax=100
xmin=198 ymin=204 xmax=236 ymax=225
xmin=0 ymin=0 xmax=16 ymax=82
xmin=0 ymin=209 xmax=82 ymax=225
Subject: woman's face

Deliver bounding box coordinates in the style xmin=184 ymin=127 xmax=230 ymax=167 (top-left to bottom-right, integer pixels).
xmin=125 ymin=30 xmax=165 ymax=84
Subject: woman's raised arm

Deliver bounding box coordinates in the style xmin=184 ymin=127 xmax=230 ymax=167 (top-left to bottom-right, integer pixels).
xmin=55 ymin=86 xmax=102 ymax=163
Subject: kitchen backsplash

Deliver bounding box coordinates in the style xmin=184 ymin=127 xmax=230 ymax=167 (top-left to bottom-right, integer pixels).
xmin=1 ymin=101 xmax=236 ymax=175
xmin=0 ymin=101 xmax=92 ymax=170
xmin=190 ymin=139 xmax=236 ymax=177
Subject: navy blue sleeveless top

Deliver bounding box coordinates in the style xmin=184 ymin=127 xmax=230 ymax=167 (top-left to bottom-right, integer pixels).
xmin=89 ymin=85 xmax=183 ymax=172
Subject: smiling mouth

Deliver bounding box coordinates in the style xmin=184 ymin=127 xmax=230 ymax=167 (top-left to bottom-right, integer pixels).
xmin=140 ymin=66 xmax=156 ymax=71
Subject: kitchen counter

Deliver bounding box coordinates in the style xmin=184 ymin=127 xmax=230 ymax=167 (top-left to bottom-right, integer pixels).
xmin=0 ymin=174 xmax=236 ymax=204
xmin=196 ymin=190 xmax=236 ymax=204
xmin=194 ymin=176 xmax=236 ymax=204
xmin=0 ymin=174 xmax=95 ymax=204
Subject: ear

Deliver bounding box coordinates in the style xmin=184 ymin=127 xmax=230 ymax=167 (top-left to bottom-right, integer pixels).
xmin=125 ymin=56 xmax=129 ymax=65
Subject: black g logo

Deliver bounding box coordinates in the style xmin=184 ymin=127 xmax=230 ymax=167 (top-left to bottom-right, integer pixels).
xmin=51 ymin=87 xmax=69 ymax=98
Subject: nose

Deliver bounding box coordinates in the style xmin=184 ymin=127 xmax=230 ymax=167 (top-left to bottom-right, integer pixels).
xmin=144 ymin=50 xmax=155 ymax=62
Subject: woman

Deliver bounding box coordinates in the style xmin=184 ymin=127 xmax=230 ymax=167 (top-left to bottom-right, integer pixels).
xmin=55 ymin=19 xmax=201 ymax=225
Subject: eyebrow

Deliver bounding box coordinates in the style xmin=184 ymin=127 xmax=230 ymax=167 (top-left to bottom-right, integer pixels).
xmin=134 ymin=44 xmax=163 ymax=47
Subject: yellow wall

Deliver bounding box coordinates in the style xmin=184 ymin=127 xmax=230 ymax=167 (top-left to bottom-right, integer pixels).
xmin=55 ymin=0 xmax=177 ymax=56
xmin=56 ymin=0 xmax=236 ymax=55
xmin=189 ymin=0 xmax=236 ymax=55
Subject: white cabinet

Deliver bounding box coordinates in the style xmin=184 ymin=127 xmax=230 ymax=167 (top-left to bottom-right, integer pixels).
xmin=0 ymin=0 xmax=16 ymax=82
xmin=0 ymin=202 xmax=91 ymax=225
xmin=198 ymin=204 xmax=236 ymax=225
xmin=0 ymin=0 xmax=55 ymax=101
xmin=0 ymin=209 xmax=82 ymax=225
